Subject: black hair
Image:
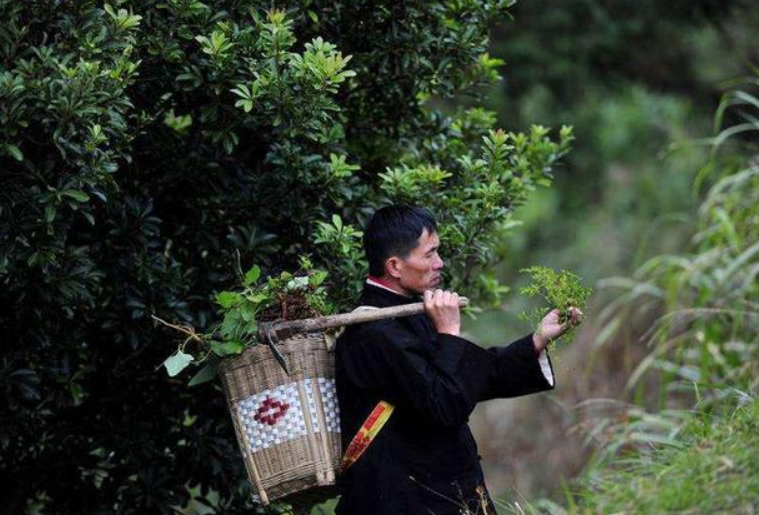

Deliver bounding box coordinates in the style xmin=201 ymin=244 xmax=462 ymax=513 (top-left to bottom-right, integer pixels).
xmin=363 ymin=205 xmax=438 ymax=277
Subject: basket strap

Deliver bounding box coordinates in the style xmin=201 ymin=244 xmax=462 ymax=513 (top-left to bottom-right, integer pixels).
xmin=339 ymin=400 xmax=395 ymax=473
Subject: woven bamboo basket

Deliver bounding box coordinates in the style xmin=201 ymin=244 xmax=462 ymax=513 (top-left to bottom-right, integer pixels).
xmin=218 ymin=297 xmax=468 ymax=505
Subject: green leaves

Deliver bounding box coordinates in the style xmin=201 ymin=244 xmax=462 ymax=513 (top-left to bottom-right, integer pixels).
xmin=379 ymin=164 xmax=453 ymax=201
xmin=222 ymin=10 xmax=356 ymax=149
xmin=230 ymin=83 xmax=260 ymax=113
xmin=188 ymin=360 xmax=219 ymax=387
xmin=195 ymin=30 xmax=234 ymax=58
xmin=363 ymin=108 xmax=574 ymax=307
xmin=104 ymin=4 xmax=143 ymax=33
xmin=565 ymin=399 xmax=759 ymax=513
xmin=328 ymin=153 xmax=360 ymax=179
xmin=163 ymin=350 xmax=194 ymax=377
xmin=61 ymin=190 xmax=90 ymax=203
xmin=244 ymin=265 xmax=261 ymax=286
xmin=297 ymin=37 xmax=357 ymax=92
xmin=314 ymin=215 xmax=363 ymax=257
xmin=210 ymin=340 xmax=245 ymax=356
xmin=257 ymin=9 xmax=296 ymax=58
xmin=215 ymin=291 xmax=239 ymax=309
xmin=518 ymin=266 xmax=592 ymax=344
xmin=519 ymin=266 xmax=592 ymax=314
xmin=163 ymin=110 xmax=192 ymax=133
xmin=2 ymin=143 xmax=23 ymax=161
xmin=309 ymin=269 xmax=328 ymax=287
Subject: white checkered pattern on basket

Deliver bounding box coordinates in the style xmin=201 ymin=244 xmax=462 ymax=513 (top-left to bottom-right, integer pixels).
xmin=237 ymin=378 xmax=341 ymax=454
xmin=302 ymin=377 xmax=341 ymax=434
xmin=303 ymin=380 xmax=320 ymax=432
xmin=318 ymin=377 xmax=341 ymax=433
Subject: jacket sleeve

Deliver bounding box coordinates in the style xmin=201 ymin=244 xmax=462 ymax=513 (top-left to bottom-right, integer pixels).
xmin=341 ymin=321 xmax=496 ymax=427
xmin=478 ymin=332 xmax=556 ymax=402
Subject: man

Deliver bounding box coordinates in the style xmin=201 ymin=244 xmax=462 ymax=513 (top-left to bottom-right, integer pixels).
xmin=334 ymin=205 xmax=583 ymax=515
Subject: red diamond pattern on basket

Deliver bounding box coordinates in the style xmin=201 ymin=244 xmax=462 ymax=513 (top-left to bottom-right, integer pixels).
xmin=239 ymin=382 xmax=307 ymax=452
xmin=253 ymin=396 xmax=290 ymax=426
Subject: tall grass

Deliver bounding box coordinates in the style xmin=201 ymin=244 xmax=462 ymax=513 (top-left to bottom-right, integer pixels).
xmin=611 ymin=79 xmax=757 ymax=402
xmin=532 ymin=75 xmax=759 ymax=514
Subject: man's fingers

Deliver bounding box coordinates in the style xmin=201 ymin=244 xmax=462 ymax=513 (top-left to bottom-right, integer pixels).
xmin=428 ymin=289 xmax=462 ymax=309
xmin=546 ymin=309 xmax=560 ymax=323
xmin=567 ymin=307 xmax=584 ymax=326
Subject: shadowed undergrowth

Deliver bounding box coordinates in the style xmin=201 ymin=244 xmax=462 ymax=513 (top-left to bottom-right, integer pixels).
xmin=499 ymin=397 xmax=759 ymax=515
xmin=568 ymin=397 xmax=759 ymax=514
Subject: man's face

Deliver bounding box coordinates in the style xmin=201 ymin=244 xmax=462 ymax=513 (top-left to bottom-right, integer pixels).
xmin=391 ymin=228 xmax=444 ymax=295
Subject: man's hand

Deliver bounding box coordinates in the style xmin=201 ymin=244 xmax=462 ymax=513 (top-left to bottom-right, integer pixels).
xmin=424 ymin=289 xmax=460 ymax=336
xmin=533 ymin=307 xmax=584 ymax=353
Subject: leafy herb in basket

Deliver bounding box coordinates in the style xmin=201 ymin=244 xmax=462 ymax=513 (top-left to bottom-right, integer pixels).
xmin=156 ymin=256 xmax=333 ymax=385
xmin=517 ymin=266 xmax=592 ymax=345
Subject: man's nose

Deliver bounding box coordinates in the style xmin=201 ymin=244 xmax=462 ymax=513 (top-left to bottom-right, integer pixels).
xmin=433 ymin=256 xmax=444 ymax=270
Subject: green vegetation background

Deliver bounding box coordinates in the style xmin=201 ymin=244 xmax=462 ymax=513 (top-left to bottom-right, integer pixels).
xmin=461 ymin=1 xmax=759 ymax=513
xmin=2 ymin=1 xmax=758 ymax=514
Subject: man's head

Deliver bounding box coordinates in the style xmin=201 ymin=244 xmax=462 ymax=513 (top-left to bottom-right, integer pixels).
xmin=363 ymin=205 xmax=444 ymax=296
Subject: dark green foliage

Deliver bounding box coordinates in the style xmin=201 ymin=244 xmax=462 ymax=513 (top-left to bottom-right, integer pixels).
xmin=494 ymin=0 xmax=753 ymax=102
xmin=0 ymin=1 xmax=569 ymax=512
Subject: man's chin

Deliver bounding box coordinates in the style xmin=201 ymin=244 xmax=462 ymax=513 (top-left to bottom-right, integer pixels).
xmin=408 ymin=281 xmax=442 ymax=296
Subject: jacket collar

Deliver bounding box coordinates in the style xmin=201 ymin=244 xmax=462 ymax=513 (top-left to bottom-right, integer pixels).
xmin=359 ymin=280 xmax=421 ymax=308
xmin=358 ymin=281 xmax=436 ymax=341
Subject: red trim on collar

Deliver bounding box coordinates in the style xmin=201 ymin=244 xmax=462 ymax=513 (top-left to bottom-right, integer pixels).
xmin=366 ymin=275 xmax=396 ymax=290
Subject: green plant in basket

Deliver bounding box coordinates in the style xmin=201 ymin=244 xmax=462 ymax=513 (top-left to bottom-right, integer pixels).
xmin=157 ymin=255 xmax=333 ymax=385
xmin=518 ymin=266 xmax=592 ymax=345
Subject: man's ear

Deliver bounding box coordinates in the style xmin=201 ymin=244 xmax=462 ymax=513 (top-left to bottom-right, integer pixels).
xmin=385 ymin=256 xmax=403 ymax=279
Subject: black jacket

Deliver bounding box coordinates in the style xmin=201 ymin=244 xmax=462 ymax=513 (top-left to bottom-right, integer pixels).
xmin=334 ymin=282 xmax=555 ymax=515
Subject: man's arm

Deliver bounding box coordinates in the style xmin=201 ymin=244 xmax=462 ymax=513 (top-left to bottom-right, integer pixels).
xmin=421 ymin=288 xmax=556 ymax=402
xmin=478 ymin=332 xmax=555 ymax=402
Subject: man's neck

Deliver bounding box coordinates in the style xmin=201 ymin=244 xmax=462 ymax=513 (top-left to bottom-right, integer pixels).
xmin=366 ymin=275 xmax=413 ymax=298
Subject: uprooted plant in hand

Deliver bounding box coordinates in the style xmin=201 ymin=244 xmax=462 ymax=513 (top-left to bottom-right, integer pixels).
xmin=518 ymin=265 xmax=592 ymax=346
